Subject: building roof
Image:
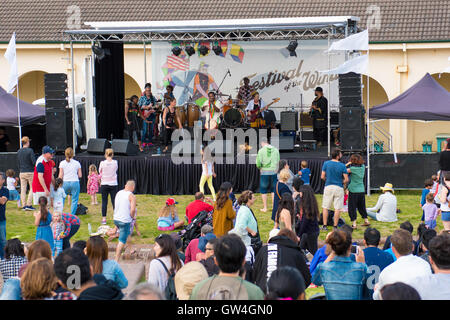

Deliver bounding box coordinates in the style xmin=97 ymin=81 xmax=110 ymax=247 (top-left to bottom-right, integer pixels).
xmin=0 ymin=0 xmax=449 ymax=43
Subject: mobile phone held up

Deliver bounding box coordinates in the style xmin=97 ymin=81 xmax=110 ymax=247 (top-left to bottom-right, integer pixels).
xmin=351 ymin=244 xmax=359 ymax=255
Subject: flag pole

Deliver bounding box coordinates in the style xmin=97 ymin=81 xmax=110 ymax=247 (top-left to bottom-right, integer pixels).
xmin=366 ymin=47 xmax=371 ymax=196
xmin=16 ymin=77 xmax=22 ymax=149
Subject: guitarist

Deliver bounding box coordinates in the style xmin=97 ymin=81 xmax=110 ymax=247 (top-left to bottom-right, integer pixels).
xmin=138 ymin=83 xmax=157 ymax=147
xmin=246 ymin=92 xmax=266 ymax=126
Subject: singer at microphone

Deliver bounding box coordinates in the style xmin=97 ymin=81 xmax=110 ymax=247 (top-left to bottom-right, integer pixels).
xmin=237 ymin=76 xmax=252 ymax=105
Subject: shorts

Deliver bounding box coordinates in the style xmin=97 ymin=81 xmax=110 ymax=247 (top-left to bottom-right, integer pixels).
xmin=442 ymin=211 xmax=450 ymax=222
xmin=425 ymin=220 xmax=437 ymax=229
xmin=114 ymin=220 xmax=131 ymax=244
xmin=322 ymin=185 xmax=345 ymax=211
xmin=8 ymin=189 xmax=20 ymax=201
xmin=260 ymin=174 xmax=277 ymax=194
xmin=33 ymin=192 xmax=50 ymax=206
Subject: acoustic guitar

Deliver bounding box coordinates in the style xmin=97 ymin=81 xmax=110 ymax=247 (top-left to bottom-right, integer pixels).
xmin=247 ymin=98 xmax=280 ymax=126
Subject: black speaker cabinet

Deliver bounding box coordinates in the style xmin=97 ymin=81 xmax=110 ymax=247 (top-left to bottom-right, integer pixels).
xmin=87 ymin=138 xmax=111 ymax=154
xmin=44 ymin=73 xmax=68 ymax=109
xmin=272 ymin=135 xmax=295 ymax=151
xmin=339 ymin=72 xmax=362 ymax=107
xmin=111 ymin=139 xmax=138 ymax=156
xmin=45 ymin=108 xmax=73 ymax=152
xmin=280 ymin=111 xmax=298 ymax=131
xmin=339 ymin=106 xmax=365 ymax=151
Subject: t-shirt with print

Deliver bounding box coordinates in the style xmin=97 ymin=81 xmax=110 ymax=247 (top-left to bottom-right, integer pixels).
xmin=0 ymin=186 xmax=9 ymax=221
xmin=322 ymin=160 xmax=347 ymax=188
xmin=190 ymin=275 xmax=264 ymax=300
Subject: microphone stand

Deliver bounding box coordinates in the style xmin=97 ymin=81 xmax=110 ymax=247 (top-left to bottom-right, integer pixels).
xmin=216 ymin=69 xmax=231 ymax=95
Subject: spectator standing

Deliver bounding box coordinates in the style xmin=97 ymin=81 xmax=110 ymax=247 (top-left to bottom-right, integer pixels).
xmin=274 ymin=193 xmax=296 ymax=232
xmin=17 ymin=136 xmax=36 ymax=211
xmin=423 ymin=193 xmax=439 ymax=229
xmin=253 ymin=228 xmax=311 ymax=294
xmin=190 ymin=234 xmax=264 ymax=300
xmin=0 ymin=172 xmax=9 ymax=259
xmin=366 ymin=183 xmax=398 ymax=222
xmin=86 ymin=236 xmax=128 ymax=289
xmin=312 ymin=230 xmax=369 ymax=300
xmin=87 ymin=164 xmax=101 ymax=205
xmin=148 ymin=234 xmax=183 ymax=293
xmin=408 ymin=233 xmax=450 ymax=300
xmin=99 ymin=148 xmax=119 ymax=225
xmin=33 ymin=197 xmax=54 ymax=252
xmin=373 ymin=229 xmax=432 ymax=300
xmin=346 ymin=154 xmax=370 ymax=228
xmin=298 ymin=161 xmax=311 ymax=186
xmin=439 ymin=171 xmax=450 ymax=230
xmin=185 ymin=192 xmax=214 ymax=224
xmin=296 ymin=185 xmax=320 ymax=255
xmin=438 ymin=138 xmax=450 ymax=184
xmin=31 ymin=146 xmax=55 ymax=206
xmin=58 ymin=147 xmax=82 ymax=216
xmin=256 ymin=137 xmax=280 ymax=213
xmin=60 ymin=212 xmax=81 ymax=250
xmin=212 ymin=182 xmax=236 ymax=237
xmin=277 ymin=160 xmax=295 ymax=192
xmin=272 ymin=169 xmax=292 ymax=222
xmin=5 ymin=169 xmax=20 ymax=207
xmin=0 ymin=239 xmax=27 ymax=282
xmin=54 ymin=248 xmax=124 ymax=300
xmin=113 ymin=180 xmax=136 ymax=261
xmin=321 ymin=149 xmax=349 ymax=231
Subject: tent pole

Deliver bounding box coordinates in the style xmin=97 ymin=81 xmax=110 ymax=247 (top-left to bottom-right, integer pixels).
xmin=327 ymin=33 xmax=331 ymax=157
xmin=366 ymin=48 xmax=371 ymax=196
xmin=71 ymin=40 xmax=76 ymax=155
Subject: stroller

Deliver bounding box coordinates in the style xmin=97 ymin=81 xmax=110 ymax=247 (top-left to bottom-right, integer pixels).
xmin=179 ymin=210 xmax=213 ymax=251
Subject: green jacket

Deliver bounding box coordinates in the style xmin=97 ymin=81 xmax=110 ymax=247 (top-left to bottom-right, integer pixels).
xmin=256 ymin=145 xmax=280 ymax=173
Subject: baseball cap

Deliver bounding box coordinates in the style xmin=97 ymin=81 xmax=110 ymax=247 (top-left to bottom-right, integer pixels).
xmin=166 ymin=198 xmax=178 ymax=206
xmin=315 ymin=87 xmax=323 ymax=92
xmin=42 ymin=145 xmax=55 ymax=155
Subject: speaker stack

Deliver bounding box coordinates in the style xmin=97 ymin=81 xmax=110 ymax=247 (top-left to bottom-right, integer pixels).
xmin=44 ymin=73 xmax=73 ymax=152
xmin=338 ymin=72 xmax=365 ymax=152
xmin=278 ymin=111 xmax=297 ymax=151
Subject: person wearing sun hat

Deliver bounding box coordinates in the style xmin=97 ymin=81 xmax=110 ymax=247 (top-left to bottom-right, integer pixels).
xmin=157 ymin=197 xmax=185 ymax=231
xmin=366 ymin=183 xmax=398 ymax=222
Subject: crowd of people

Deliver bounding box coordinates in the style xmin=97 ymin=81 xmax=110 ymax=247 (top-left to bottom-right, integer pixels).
xmin=0 ymin=138 xmax=449 ymax=301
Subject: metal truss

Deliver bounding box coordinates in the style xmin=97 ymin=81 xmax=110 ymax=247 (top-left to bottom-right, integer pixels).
xmin=64 ymin=25 xmax=351 ymax=42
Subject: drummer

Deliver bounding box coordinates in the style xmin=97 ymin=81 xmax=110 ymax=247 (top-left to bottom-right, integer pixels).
xmin=237 ymin=77 xmax=253 ymax=105
xmin=163 ymin=85 xmax=175 ymax=109
xmin=201 ymin=91 xmax=222 ymax=127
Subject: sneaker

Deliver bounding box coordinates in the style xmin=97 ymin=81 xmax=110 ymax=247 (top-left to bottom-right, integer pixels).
xmin=101 ymin=218 xmax=107 ymax=225
xmin=320 ymin=225 xmax=328 ymax=232
xmin=24 ymin=206 xmax=36 ymax=211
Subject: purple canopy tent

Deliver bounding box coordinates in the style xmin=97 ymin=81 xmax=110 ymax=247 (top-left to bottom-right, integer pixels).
xmin=370 ymin=73 xmax=450 ymax=121
xmin=0 ymin=86 xmax=45 ymax=126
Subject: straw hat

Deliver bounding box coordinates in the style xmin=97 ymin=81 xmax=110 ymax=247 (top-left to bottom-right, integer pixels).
xmin=174 ymin=261 xmax=208 ymax=300
xmin=380 ymin=183 xmax=394 ymax=193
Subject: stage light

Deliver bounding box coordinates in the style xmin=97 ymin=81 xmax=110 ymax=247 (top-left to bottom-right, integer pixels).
xmin=212 ymin=45 xmax=222 ymax=56
xmin=198 ymin=45 xmax=209 ymax=56
xmin=172 ymin=46 xmax=182 ymax=56
xmin=92 ymin=43 xmax=110 ymax=61
xmin=185 ymin=45 xmax=195 ymax=56
xmin=287 ymin=40 xmax=298 ymax=57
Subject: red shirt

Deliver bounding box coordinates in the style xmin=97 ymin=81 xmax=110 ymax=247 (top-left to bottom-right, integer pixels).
xmin=185 ymin=200 xmax=214 ymax=224
xmin=32 ymin=156 xmax=54 ymax=193
xmin=184 ymin=238 xmax=202 ymax=263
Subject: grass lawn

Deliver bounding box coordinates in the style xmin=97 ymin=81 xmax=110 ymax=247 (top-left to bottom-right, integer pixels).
xmin=5 ymin=190 xmax=444 ymax=245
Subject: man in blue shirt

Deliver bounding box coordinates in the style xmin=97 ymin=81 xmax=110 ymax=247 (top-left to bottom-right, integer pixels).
xmin=363 ymin=228 xmax=395 ymax=298
xmin=321 ymin=149 xmax=348 ymax=231
xmin=0 ymin=172 xmax=10 ymax=259
xmin=138 ymin=83 xmax=157 ymax=147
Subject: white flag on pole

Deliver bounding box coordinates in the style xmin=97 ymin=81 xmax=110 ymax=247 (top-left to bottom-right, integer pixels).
xmin=319 ymin=54 xmax=369 ymax=75
xmin=4 ymin=33 xmax=18 ymax=94
xmin=328 ymin=29 xmax=369 ymax=52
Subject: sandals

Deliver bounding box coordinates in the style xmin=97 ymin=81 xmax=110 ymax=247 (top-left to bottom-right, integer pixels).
xmin=361 ymin=222 xmax=371 ymax=227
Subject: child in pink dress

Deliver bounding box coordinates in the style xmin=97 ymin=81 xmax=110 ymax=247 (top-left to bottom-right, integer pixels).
xmin=87 ymin=164 xmax=101 ymax=205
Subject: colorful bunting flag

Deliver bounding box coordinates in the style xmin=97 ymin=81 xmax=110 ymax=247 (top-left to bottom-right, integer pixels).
xmin=230 ymin=44 xmax=244 ymax=63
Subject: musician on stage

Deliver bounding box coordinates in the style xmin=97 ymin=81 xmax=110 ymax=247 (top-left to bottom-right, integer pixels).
xmin=125 ymin=95 xmax=143 ymax=152
xmin=237 ymin=77 xmax=253 ymax=105
xmin=138 ymin=83 xmax=157 ymax=147
xmin=201 ymin=91 xmax=222 ymax=129
xmin=162 ymin=97 xmax=183 ymax=153
xmin=163 ymin=85 xmax=175 ymax=108
xmin=310 ymin=87 xmax=328 ymax=147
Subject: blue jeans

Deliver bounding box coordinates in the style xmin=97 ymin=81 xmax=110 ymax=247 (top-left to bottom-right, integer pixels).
xmin=0 ymin=278 xmax=22 ymax=300
xmin=142 ymin=114 xmax=155 ymax=144
xmin=0 ymin=220 xmax=6 ymax=260
xmin=62 ymin=223 xmax=80 ymax=250
xmin=63 ymin=181 xmax=80 ymax=216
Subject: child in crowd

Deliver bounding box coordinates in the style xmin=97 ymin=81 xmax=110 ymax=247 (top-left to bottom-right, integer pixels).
xmin=87 ymin=164 xmax=101 ymax=205
xmin=50 ymin=211 xmax=65 ymax=257
xmin=342 ymin=187 xmax=349 ymax=214
xmin=420 ymin=179 xmax=434 ymax=221
xmin=199 ymin=146 xmax=216 ymax=201
xmin=431 ymin=174 xmax=439 ymax=194
xmin=298 ymin=161 xmax=311 ymax=185
xmin=52 ymin=178 xmax=66 ymax=213
xmin=423 ymin=193 xmax=439 ymax=229
xmin=5 ymin=169 xmax=20 ymax=207
xmin=50 ymin=159 xmax=57 ymax=208
xmin=157 ymin=198 xmax=185 ymax=231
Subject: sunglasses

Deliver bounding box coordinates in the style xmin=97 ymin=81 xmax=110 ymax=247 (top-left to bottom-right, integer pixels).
xmin=205 ymin=247 xmax=213 ymax=251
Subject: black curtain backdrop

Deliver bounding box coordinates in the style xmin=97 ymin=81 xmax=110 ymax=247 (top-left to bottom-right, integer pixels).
xmin=94 ymin=41 xmax=125 ymax=140
xmin=53 ymin=154 xmax=327 ymax=195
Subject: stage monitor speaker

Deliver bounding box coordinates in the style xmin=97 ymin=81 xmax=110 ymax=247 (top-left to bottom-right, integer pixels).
xmin=272 ymin=135 xmax=295 ymax=151
xmin=44 ymin=73 xmax=68 ymax=109
xmin=87 ymin=138 xmax=111 ymax=154
xmin=339 ymin=106 xmax=365 ymax=151
xmin=339 ymin=72 xmax=362 ymax=107
xmin=280 ymin=111 xmax=298 ymax=131
xmin=299 ymin=112 xmax=313 ymax=128
xmin=45 ymin=108 xmax=73 ymax=152
xmin=111 ymin=139 xmax=138 ymax=156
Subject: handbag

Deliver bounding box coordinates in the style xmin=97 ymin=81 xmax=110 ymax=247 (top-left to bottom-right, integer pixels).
xmin=248 ymin=207 xmax=263 ymax=255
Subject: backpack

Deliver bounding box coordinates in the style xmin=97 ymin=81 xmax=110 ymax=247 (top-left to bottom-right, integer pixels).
xmin=156 ymin=259 xmax=178 ymax=300
xmin=75 ymin=203 xmax=88 ymax=215
xmin=319 ymin=210 xmax=345 ymax=227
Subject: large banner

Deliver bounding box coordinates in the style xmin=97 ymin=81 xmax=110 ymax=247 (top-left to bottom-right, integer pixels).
xmin=151 ymin=40 xmax=344 ymax=119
